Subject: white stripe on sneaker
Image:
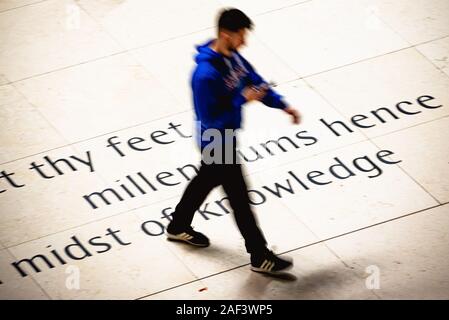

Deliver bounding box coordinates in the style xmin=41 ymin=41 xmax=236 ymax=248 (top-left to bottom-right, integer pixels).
xmin=265 ymin=261 xmax=273 ymax=271
xmin=176 ymin=233 xmax=194 ymax=241
xmin=260 ymin=260 xmax=269 ymax=269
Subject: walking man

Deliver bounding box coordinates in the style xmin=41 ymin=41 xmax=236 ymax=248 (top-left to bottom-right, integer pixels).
xmin=166 ymin=8 xmax=301 ymax=275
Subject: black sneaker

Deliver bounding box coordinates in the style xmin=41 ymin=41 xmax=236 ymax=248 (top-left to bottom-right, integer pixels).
xmin=250 ymin=250 xmax=293 ymax=274
xmin=166 ymin=226 xmax=210 ymax=247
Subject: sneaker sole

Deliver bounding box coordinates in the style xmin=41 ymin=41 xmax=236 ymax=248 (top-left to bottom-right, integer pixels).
xmin=250 ymin=263 xmax=293 ymax=275
xmin=166 ymin=233 xmax=210 ymax=247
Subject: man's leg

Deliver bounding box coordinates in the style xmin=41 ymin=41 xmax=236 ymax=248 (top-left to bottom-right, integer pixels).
xmin=220 ymin=163 xmax=268 ymax=255
xmin=168 ymin=161 xmax=221 ymax=233
xmin=221 ymin=163 xmax=294 ymax=274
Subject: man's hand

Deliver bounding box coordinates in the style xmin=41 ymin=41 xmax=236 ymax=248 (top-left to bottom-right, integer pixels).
xmin=242 ymin=85 xmax=268 ymax=102
xmin=283 ymin=106 xmax=301 ymax=124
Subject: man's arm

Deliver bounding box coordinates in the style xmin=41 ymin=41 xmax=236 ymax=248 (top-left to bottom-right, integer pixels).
xmin=238 ymin=54 xmax=301 ymax=124
xmin=238 ymin=54 xmax=287 ymax=109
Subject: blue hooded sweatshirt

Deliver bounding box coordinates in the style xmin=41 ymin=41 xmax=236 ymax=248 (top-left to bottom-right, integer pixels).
xmin=191 ymin=39 xmax=287 ymax=150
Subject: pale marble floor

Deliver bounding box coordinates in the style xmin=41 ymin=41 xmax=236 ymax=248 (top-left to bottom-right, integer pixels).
xmin=0 ymin=0 xmax=448 ymax=300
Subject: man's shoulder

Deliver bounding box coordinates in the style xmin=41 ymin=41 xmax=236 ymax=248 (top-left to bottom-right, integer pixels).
xmin=193 ymin=63 xmax=221 ymax=81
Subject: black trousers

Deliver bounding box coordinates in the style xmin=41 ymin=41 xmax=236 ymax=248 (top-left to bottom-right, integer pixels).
xmin=169 ymin=143 xmax=267 ymax=255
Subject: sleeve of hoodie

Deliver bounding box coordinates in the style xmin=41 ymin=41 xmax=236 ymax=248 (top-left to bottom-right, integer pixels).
xmin=238 ymin=53 xmax=288 ymax=110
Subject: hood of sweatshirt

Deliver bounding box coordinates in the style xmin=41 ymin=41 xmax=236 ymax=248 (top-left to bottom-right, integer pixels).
xmin=194 ymin=39 xmax=222 ymax=64
xmin=193 ymin=38 xmax=248 ymax=89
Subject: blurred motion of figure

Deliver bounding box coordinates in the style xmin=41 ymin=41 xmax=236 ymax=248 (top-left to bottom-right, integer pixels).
xmin=166 ymin=8 xmax=301 ymax=275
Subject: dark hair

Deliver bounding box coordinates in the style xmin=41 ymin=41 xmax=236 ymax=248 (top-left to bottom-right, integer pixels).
xmin=217 ymin=8 xmax=253 ymax=32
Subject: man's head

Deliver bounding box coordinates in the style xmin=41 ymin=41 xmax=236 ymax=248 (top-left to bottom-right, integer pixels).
xmin=217 ymin=8 xmax=253 ymax=51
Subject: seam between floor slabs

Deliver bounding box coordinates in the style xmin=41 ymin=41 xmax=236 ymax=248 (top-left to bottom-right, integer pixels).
xmin=1 ymin=31 xmax=448 ymax=167
xmin=2 ymin=111 xmax=447 ymax=249
xmin=136 ymin=201 xmax=448 ymax=300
